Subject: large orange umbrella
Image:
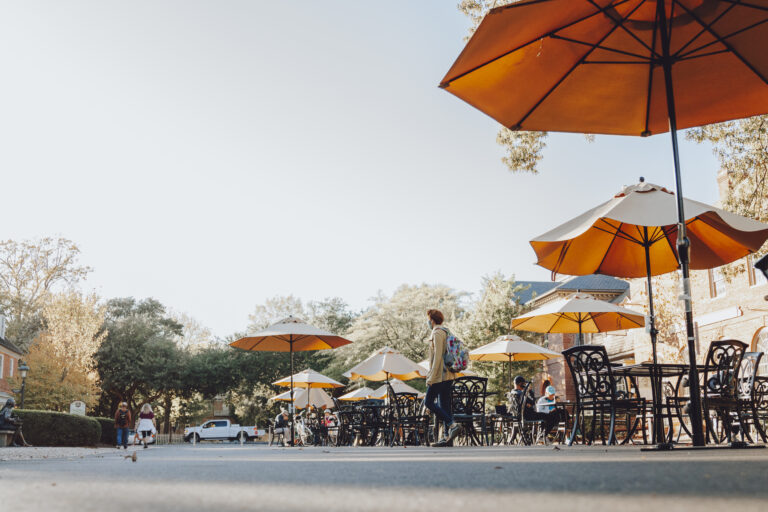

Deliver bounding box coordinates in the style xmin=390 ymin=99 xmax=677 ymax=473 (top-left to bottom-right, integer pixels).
xmin=441 ymin=0 xmax=768 ymax=446
xmin=230 ymin=316 xmax=352 ymax=442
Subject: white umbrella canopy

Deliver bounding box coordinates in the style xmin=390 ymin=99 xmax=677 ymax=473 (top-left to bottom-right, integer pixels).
xmin=469 ymin=334 xmax=562 ymax=391
xmin=338 ymin=386 xmax=375 ymax=402
xmin=418 ymin=359 xmax=477 ymax=378
xmin=343 ymin=346 xmax=426 ymax=382
xmin=530 ymin=180 xmax=768 ymax=278
xmin=511 ymin=294 xmax=645 ymax=338
xmin=469 ymin=335 xmax=562 ymax=362
xmin=273 ymin=368 xmax=344 ymax=389
xmin=371 ymin=379 xmax=423 ymax=399
xmin=270 ymin=388 xmax=335 ymax=410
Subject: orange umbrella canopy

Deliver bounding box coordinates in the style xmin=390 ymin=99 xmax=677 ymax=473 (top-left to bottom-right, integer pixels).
xmin=530 ymin=180 xmax=768 ymax=277
xmin=440 ymin=0 xmax=768 ymax=136
xmin=230 ymin=316 xmax=353 ymax=352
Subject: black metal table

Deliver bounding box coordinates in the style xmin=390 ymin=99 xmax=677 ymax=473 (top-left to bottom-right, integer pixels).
xmin=610 ymin=363 xmax=707 ymax=445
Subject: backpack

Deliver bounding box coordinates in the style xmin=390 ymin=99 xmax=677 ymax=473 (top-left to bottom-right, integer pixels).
xmin=117 ymin=409 xmax=128 ymax=427
xmin=439 ymin=327 xmax=469 ymax=372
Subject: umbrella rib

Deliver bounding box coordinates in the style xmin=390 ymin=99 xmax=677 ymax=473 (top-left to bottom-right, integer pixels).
xmin=679 ymin=49 xmax=731 ymax=62
xmin=673 ymin=0 xmax=768 ymax=85
xmin=592 ymin=219 xmax=644 ymax=245
xmin=593 ymin=221 xmax=629 ymax=273
xmin=643 ymin=16 xmax=659 ymax=136
xmin=678 ymin=17 xmax=768 ymax=60
xmin=439 ymin=0 xmax=635 ymax=87
xmin=550 ymin=34 xmax=651 ymax=61
xmin=716 ymin=0 xmax=768 ymax=13
xmin=672 ymin=2 xmax=737 ymax=59
xmin=587 ymin=0 xmax=658 ymax=57
xmin=515 ymin=1 xmax=644 ymax=128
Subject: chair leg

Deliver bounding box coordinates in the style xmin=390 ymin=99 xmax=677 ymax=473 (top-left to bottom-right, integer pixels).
xmin=567 ymin=405 xmax=580 ymax=446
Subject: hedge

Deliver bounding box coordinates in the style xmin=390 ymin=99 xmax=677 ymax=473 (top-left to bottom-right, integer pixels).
xmin=94 ymin=417 xmax=115 ymax=445
xmin=14 ymin=410 xmax=101 ymax=447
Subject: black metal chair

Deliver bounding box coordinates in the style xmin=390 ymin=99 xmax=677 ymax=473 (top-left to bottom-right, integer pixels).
xmin=330 ymin=398 xmax=354 ymax=446
xmin=451 ymin=376 xmax=489 ymax=446
xmin=490 ymin=401 xmax=519 ymax=445
xmin=563 ymin=345 xmax=647 ymax=445
xmin=510 ymin=382 xmax=545 ymax=445
xmin=701 ymin=339 xmax=747 ymax=444
xmin=754 ymin=376 xmax=768 ymax=440
xmin=734 ymin=351 xmax=765 ymax=443
xmin=386 ymin=383 xmax=430 ymax=447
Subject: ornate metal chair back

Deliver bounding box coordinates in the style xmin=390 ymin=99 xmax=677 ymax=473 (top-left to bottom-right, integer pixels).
xmin=703 ymin=339 xmax=747 ymax=400
xmin=738 ymin=352 xmax=763 ymax=400
xmin=563 ymin=345 xmax=618 ymax=405
xmin=451 ymin=376 xmax=488 ymax=417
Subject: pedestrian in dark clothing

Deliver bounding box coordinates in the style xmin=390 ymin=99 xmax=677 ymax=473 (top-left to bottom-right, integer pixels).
xmin=511 ymin=376 xmax=567 ymax=438
xmin=114 ymin=402 xmax=132 ymax=449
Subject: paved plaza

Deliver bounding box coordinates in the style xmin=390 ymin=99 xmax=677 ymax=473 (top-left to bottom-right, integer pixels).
xmin=2 ymin=444 xmax=767 ymax=511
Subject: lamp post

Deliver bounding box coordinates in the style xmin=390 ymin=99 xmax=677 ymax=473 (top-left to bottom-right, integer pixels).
xmin=18 ymin=361 xmax=29 ymax=409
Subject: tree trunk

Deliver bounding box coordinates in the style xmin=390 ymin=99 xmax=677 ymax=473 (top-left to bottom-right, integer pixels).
xmin=163 ymin=394 xmax=172 ymax=435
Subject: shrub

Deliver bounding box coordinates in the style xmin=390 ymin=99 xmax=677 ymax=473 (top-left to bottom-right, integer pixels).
xmin=94 ymin=417 xmax=115 ymax=445
xmin=14 ymin=409 xmax=101 ymax=446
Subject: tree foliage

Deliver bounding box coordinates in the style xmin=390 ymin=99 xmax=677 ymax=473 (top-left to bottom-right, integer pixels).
xmin=13 ymin=291 xmax=106 ymax=411
xmin=0 ymin=237 xmax=92 ymax=349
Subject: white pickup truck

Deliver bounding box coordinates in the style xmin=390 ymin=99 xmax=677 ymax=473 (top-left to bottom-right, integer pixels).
xmin=184 ymin=420 xmax=265 ymax=443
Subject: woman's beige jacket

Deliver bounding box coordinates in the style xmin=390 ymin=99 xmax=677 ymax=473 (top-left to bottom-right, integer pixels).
xmin=426 ymin=326 xmax=456 ymax=386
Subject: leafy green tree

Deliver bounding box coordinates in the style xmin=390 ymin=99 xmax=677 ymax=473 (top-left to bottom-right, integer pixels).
xmin=456 ymin=273 xmax=541 ymax=398
xmin=95 ymin=297 xmax=184 ymax=420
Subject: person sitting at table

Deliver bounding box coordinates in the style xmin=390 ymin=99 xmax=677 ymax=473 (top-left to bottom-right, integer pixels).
xmin=536 ymin=385 xmax=558 ymax=413
xmin=274 ymin=409 xmax=293 ymax=447
xmin=511 ymin=376 xmax=566 ymax=437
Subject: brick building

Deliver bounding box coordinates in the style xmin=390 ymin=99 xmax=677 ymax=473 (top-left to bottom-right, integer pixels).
xmin=0 ymin=317 xmax=24 ymax=402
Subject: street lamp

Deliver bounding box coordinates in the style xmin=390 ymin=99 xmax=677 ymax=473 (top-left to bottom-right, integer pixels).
xmin=18 ymin=361 xmax=29 ymax=409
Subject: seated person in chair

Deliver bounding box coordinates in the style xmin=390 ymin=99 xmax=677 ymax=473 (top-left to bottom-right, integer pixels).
xmin=0 ymin=398 xmax=31 ymax=447
xmin=511 ymin=376 xmax=566 ymax=437
xmin=536 ymin=386 xmax=558 ymax=413
xmin=274 ymin=409 xmax=293 ymax=446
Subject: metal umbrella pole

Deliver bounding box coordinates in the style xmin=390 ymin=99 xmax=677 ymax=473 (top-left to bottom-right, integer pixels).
xmin=657 ymin=0 xmax=704 ymax=446
xmin=290 ymin=335 xmax=295 ymax=446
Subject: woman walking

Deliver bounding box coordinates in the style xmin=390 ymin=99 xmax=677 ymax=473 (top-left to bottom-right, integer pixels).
xmin=423 ymin=309 xmax=462 ymax=447
xmin=136 ymin=404 xmax=156 ymax=449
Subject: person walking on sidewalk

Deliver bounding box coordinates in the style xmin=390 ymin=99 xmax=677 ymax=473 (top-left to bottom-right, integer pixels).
xmin=423 ymin=309 xmax=462 ymax=447
xmin=114 ymin=402 xmax=132 ymax=449
xmin=136 ymin=404 xmax=156 ymax=449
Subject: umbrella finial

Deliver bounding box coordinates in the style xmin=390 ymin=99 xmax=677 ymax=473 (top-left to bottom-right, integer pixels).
xmin=639 ymin=176 xmax=645 ymax=182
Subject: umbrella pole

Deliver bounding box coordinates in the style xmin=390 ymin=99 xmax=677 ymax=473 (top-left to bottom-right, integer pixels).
xmin=578 ymin=321 xmax=583 ymax=347
xmin=658 ymin=0 xmax=705 ymax=447
xmin=643 ymin=234 xmax=659 ymax=368
xmin=290 ymin=336 xmax=295 ymax=447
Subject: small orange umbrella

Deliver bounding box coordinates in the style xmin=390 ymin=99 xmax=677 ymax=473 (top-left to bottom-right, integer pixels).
xmin=441 ymin=0 xmax=768 ymax=447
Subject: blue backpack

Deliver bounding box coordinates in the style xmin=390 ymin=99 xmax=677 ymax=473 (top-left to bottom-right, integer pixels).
xmin=439 ymin=328 xmax=469 ymax=372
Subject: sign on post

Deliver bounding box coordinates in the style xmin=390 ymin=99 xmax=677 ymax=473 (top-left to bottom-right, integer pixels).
xmin=70 ymin=401 xmax=86 ymax=416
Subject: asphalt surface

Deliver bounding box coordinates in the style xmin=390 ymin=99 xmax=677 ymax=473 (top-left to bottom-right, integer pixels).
xmin=2 ymin=443 xmax=768 ymax=511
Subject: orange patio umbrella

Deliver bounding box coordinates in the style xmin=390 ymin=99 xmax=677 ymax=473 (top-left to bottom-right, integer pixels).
xmin=230 ymin=316 xmax=352 ymax=443
xmin=441 ymin=0 xmax=768 ymax=446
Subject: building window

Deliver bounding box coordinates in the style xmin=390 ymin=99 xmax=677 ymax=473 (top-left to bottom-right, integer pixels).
xmin=747 ymin=254 xmax=768 ymax=287
xmin=708 ymin=267 xmax=726 ymax=298
xmin=8 ymin=358 xmax=12 ymax=377
xmin=0 ymin=354 xmax=4 ymax=379
xmin=754 ymin=327 xmax=768 ymax=376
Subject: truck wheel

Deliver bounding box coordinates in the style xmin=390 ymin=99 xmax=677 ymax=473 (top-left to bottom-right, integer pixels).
xmin=236 ymin=432 xmax=248 ymax=443
xmin=192 ymin=434 xmax=200 ymax=444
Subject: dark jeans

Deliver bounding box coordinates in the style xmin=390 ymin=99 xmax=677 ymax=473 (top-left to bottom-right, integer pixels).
xmin=524 ymin=408 xmax=567 ymax=436
xmin=116 ymin=427 xmax=129 ymax=447
xmin=424 ymin=380 xmax=454 ymax=427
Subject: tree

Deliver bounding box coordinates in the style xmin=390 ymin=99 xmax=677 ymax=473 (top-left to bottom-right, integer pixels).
xmin=0 ymin=237 xmax=92 ymax=349
xmin=95 ymin=297 xmax=184 ymax=418
xmin=329 ymin=284 xmax=465 ymax=381
xmin=456 ymin=272 xmax=541 ymax=396
xmin=12 ymin=291 xmax=106 ymax=411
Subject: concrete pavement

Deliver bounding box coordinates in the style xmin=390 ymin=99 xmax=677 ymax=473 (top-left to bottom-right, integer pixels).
xmin=2 ymin=443 xmax=767 ymax=511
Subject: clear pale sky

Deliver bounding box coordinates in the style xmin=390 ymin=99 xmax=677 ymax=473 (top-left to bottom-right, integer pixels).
xmin=0 ymin=1 xmax=721 ymax=337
